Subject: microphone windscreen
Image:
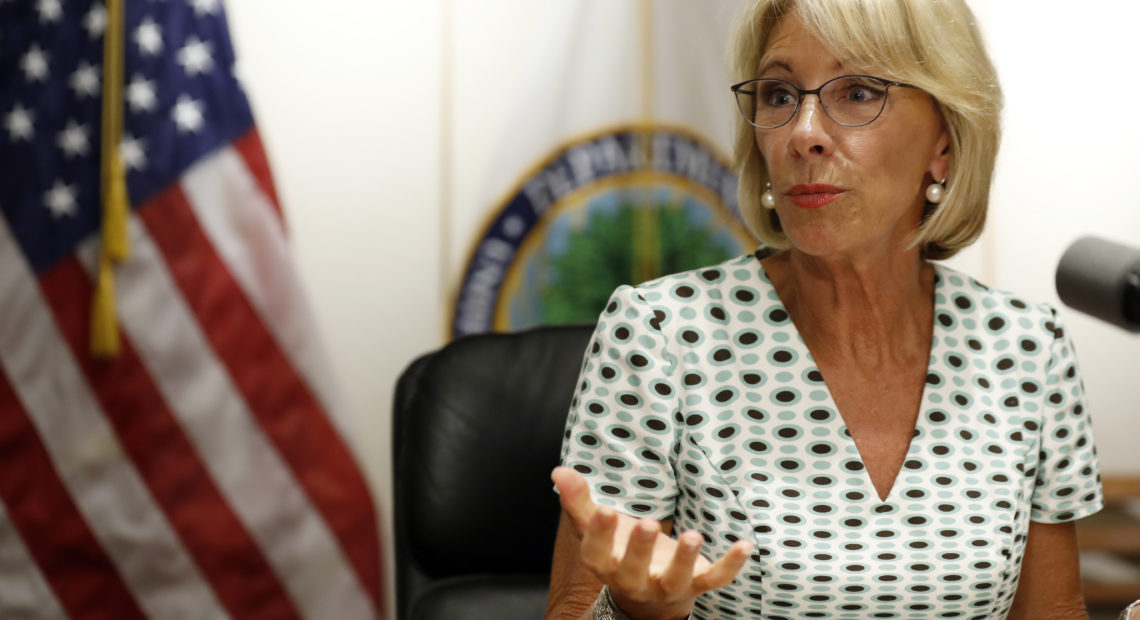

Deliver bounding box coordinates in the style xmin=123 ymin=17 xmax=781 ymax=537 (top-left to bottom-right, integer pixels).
xmin=1055 ymin=236 xmax=1140 ymax=332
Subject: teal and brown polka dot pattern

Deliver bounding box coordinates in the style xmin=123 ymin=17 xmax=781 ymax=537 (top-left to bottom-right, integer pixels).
xmin=560 ymin=254 xmax=1103 ymax=620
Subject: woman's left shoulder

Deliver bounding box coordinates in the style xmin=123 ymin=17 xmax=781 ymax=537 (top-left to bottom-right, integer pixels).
xmin=932 ymin=262 xmax=1065 ymax=342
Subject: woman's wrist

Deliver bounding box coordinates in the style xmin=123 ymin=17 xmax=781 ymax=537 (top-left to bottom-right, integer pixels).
xmin=593 ymin=586 xmax=632 ymax=620
xmin=593 ymin=585 xmax=693 ymax=620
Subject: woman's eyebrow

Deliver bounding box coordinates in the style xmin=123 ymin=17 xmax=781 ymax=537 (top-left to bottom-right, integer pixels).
xmin=757 ymin=59 xmax=793 ymax=76
xmin=756 ymin=58 xmax=847 ymax=78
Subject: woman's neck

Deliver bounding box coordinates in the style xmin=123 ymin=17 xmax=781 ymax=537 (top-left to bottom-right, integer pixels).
xmin=762 ymin=248 xmax=935 ymax=367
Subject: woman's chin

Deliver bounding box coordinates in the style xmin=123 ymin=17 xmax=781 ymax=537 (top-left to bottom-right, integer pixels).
xmin=780 ymin=226 xmax=860 ymax=258
xmin=780 ymin=217 xmax=916 ymax=260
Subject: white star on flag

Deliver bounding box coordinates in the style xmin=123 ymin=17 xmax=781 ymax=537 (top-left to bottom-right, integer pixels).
xmin=126 ymin=75 xmax=158 ymax=113
xmin=135 ymin=17 xmax=163 ymax=56
xmin=5 ymin=104 xmax=34 ymax=142
xmin=70 ymin=62 xmax=101 ymax=98
xmin=84 ymin=4 xmax=108 ymax=39
xmin=56 ymin=121 xmax=90 ymax=159
xmin=120 ymin=135 xmax=147 ymax=171
xmin=36 ymin=0 xmax=62 ymax=24
xmin=171 ymin=95 xmax=205 ymax=133
xmin=44 ymin=180 xmax=78 ymax=218
xmin=190 ymin=0 xmax=220 ymax=16
xmin=21 ymin=45 xmax=49 ymax=83
xmin=177 ymin=36 xmax=214 ymax=76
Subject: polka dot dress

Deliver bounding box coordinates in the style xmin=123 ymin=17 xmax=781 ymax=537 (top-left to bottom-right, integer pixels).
xmin=560 ymin=253 xmax=1103 ymax=620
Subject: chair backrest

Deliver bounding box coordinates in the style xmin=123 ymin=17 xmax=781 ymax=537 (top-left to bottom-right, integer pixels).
xmin=392 ymin=325 xmax=594 ymax=619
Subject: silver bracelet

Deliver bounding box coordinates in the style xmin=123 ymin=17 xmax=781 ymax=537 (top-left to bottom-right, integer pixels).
xmin=1120 ymin=598 xmax=1140 ymax=620
xmin=593 ymin=586 xmax=695 ymax=620
xmin=593 ymin=586 xmax=633 ymax=620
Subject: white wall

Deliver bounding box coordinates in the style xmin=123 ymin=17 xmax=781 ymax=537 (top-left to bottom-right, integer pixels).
xmin=227 ymin=1 xmax=1140 ymax=616
xmin=974 ymin=0 xmax=1140 ymax=476
xmin=227 ymin=2 xmax=445 ymax=617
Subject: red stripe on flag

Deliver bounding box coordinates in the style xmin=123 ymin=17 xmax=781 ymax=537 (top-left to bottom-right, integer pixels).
xmin=140 ymin=183 xmax=383 ymax=610
xmin=37 ymin=258 xmax=302 ymax=620
xmin=233 ymin=129 xmax=284 ymax=225
xmin=0 ymin=367 xmax=146 ymax=620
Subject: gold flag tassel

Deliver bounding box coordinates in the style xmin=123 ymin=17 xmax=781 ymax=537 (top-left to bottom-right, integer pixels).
xmin=92 ymin=0 xmax=130 ymax=357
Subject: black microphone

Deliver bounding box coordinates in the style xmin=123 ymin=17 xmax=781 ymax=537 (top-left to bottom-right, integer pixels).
xmin=1055 ymin=236 xmax=1140 ymax=333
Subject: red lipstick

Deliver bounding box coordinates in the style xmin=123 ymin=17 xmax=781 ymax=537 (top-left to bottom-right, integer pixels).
xmin=786 ymin=184 xmax=844 ymax=209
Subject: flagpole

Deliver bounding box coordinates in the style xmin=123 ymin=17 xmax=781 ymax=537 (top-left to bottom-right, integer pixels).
xmin=93 ymin=0 xmax=130 ymax=357
xmin=439 ymin=0 xmax=454 ymax=342
xmin=638 ymin=0 xmax=654 ymax=125
xmin=633 ymin=0 xmax=661 ymax=284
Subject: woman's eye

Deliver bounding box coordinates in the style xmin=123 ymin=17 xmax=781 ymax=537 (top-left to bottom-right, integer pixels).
xmin=840 ymin=83 xmax=885 ymax=103
xmin=765 ymin=90 xmax=796 ymax=107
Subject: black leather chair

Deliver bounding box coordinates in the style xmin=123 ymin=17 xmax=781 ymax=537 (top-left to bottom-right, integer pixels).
xmin=392 ymin=325 xmax=594 ymax=620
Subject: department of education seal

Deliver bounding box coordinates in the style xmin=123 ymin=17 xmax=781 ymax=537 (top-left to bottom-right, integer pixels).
xmin=451 ymin=125 xmax=754 ymax=339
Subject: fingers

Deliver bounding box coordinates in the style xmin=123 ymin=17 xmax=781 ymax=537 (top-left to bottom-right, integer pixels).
xmin=551 ymin=466 xmax=596 ymax=526
xmin=658 ymin=530 xmax=701 ymax=594
xmin=579 ymin=505 xmax=619 ymax=574
xmin=692 ymin=541 xmax=754 ymax=592
xmin=613 ymin=518 xmax=660 ymax=595
xmin=553 ymin=465 xmax=754 ymax=602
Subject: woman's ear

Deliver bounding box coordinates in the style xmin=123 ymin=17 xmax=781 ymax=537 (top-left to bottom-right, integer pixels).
xmin=929 ymin=130 xmax=951 ymax=182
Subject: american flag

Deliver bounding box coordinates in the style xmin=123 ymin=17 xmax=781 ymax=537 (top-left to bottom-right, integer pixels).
xmin=0 ymin=0 xmax=383 ymax=618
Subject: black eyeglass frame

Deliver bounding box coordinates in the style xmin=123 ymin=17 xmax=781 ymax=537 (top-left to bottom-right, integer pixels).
xmin=729 ymin=74 xmax=920 ymax=129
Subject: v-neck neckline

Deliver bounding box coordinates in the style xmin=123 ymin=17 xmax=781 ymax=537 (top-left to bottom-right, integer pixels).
xmin=754 ymin=257 xmax=944 ymax=504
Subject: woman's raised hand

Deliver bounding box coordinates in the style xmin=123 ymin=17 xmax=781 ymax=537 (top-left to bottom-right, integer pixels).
xmin=551 ymin=466 xmax=753 ymax=620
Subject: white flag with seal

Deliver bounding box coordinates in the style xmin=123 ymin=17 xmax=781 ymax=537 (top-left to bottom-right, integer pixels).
xmin=451 ymin=0 xmax=752 ymax=338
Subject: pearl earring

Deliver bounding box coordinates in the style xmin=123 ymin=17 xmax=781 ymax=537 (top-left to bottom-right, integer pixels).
xmin=761 ymin=182 xmax=776 ymax=209
xmin=925 ymin=178 xmax=947 ymax=204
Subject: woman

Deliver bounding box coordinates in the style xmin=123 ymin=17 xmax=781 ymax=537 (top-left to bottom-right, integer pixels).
xmin=546 ymin=0 xmax=1103 ymax=619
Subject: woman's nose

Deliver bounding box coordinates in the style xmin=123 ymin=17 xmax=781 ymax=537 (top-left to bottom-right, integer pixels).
xmin=788 ymin=95 xmax=835 ymax=157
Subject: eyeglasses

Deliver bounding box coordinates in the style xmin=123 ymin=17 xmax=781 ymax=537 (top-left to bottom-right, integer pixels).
xmin=730 ymin=75 xmax=919 ymax=129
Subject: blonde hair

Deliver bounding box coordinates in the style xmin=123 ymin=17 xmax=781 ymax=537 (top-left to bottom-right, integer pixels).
xmin=730 ymin=0 xmax=1002 ymax=259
